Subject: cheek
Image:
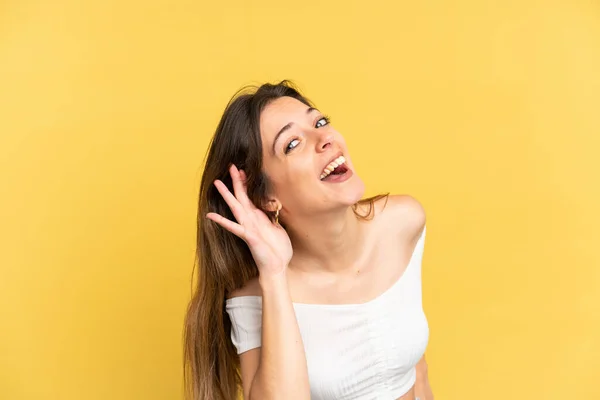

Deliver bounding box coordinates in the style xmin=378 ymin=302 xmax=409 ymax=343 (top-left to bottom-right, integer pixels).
xmin=273 ymin=163 xmax=318 ymax=197
xmin=265 ymin=154 xmax=319 ymax=196
xmin=285 ymin=164 xmax=317 ymax=188
xmin=268 ymin=166 xmax=313 ymax=194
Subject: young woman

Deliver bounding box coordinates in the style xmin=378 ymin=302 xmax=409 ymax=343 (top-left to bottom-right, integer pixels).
xmin=183 ymin=81 xmax=433 ymax=400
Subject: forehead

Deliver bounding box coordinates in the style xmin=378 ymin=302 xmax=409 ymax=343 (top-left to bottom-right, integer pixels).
xmin=260 ymin=96 xmax=309 ymax=138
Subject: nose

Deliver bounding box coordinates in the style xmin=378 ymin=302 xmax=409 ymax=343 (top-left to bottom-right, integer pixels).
xmin=315 ymin=131 xmax=334 ymax=153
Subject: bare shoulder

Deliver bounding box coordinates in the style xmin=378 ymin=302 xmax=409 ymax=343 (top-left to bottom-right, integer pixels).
xmin=227 ymin=276 xmax=262 ymax=299
xmin=384 ymin=194 xmax=426 ymax=222
xmin=375 ymin=194 xmax=427 ymax=238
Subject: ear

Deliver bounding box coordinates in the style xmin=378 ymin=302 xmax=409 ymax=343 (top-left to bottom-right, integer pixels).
xmin=263 ymin=198 xmax=282 ymax=213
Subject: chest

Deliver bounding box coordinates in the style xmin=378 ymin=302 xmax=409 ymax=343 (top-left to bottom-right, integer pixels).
xmin=285 ymin=227 xmax=429 ymax=399
xmin=290 ymin=232 xmax=416 ymax=306
xmin=292 ymin=275 xmax=429 ymax=399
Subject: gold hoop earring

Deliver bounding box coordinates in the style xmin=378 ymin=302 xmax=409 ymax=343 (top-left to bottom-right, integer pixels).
xmin=275 ymin=208 xmax=280 ymax=224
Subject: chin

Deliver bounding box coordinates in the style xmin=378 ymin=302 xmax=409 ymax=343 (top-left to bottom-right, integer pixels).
xmin=339 ymin=174 xmax=366 ymax=206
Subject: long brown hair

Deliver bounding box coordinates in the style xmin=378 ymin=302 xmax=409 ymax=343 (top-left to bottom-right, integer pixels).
xmin=183 ymin=80 xmax=388 ymax=400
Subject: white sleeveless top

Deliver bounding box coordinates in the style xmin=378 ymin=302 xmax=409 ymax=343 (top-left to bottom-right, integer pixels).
xmin=225 ymin=226 xmax=429 ymax=400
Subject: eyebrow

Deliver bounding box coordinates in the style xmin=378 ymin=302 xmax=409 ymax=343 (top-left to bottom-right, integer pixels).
xmin=272 ymin=107 xmax=317 ymax=155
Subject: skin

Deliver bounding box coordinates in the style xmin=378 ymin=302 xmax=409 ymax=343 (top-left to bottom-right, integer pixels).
xmin=210 ymin=96 xmax=434 ymax=399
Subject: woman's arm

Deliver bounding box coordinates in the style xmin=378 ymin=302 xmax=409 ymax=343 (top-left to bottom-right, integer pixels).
xmin=415 ymin=354 xmax=434 ymax=400
xmin=208 ymin=166 xmax=311 ymax=399
xmin=246 ymin=274 xmax=310 ymax=400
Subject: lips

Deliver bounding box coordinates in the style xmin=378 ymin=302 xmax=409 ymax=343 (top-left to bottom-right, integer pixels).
xmin=323 ymin=168 xmax=353 ymax=183
xmin=320 ymin=155 xmax=343 ymax=179
xmin=320 ymin=152 xmax=351 ymax=181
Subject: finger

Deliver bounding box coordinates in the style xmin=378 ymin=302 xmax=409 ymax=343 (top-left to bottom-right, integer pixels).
xmin=213 ymin=180 xmax=245 ymax=224
xmin=238 ymin=169 xmax=247 ymax=190
xmin=238 ymin=169 xmax=259 ymax=210
xmin=230 ymin=165 xmax=252 ymax=207
xmin=206 ymin=212 xmax=245 ymax=238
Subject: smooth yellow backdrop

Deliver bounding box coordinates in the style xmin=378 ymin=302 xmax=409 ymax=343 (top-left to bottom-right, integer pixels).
xmin=1 ymin=1 xmax=599 ymax=399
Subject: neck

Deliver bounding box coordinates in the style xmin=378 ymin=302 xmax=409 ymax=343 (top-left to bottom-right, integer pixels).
xmin=285 ymin=206 xmax=364 ymax=274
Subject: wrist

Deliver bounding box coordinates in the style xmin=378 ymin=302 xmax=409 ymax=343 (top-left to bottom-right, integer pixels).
xmin=258 ymin=269 xmax=288 ymax=292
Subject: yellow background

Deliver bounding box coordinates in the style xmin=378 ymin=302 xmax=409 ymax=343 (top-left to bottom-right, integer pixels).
xmin=1 ymin=1 xmax=599 ymax=399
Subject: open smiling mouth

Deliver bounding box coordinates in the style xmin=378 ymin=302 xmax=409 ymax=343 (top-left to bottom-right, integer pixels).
xmin=320 ymin=155 xmax=351 ymax=182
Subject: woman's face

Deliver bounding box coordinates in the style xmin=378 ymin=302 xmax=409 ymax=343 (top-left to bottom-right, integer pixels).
xmin=260 ymin=96 xmax=365 ymax=217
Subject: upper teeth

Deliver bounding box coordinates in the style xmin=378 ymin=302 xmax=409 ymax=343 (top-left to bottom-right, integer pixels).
xmin=320 ymin=156 xmax=346 ymax=180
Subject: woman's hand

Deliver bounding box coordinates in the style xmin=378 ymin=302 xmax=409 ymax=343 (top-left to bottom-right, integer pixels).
xmin=206 ymin=164 xmax=293 ymax=279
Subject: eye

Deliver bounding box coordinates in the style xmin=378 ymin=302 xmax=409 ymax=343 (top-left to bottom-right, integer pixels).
xmin=316 ymin=115 xmax=331 ymax=128
xmin=285 ymin=138 xmax=301 ymax=154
